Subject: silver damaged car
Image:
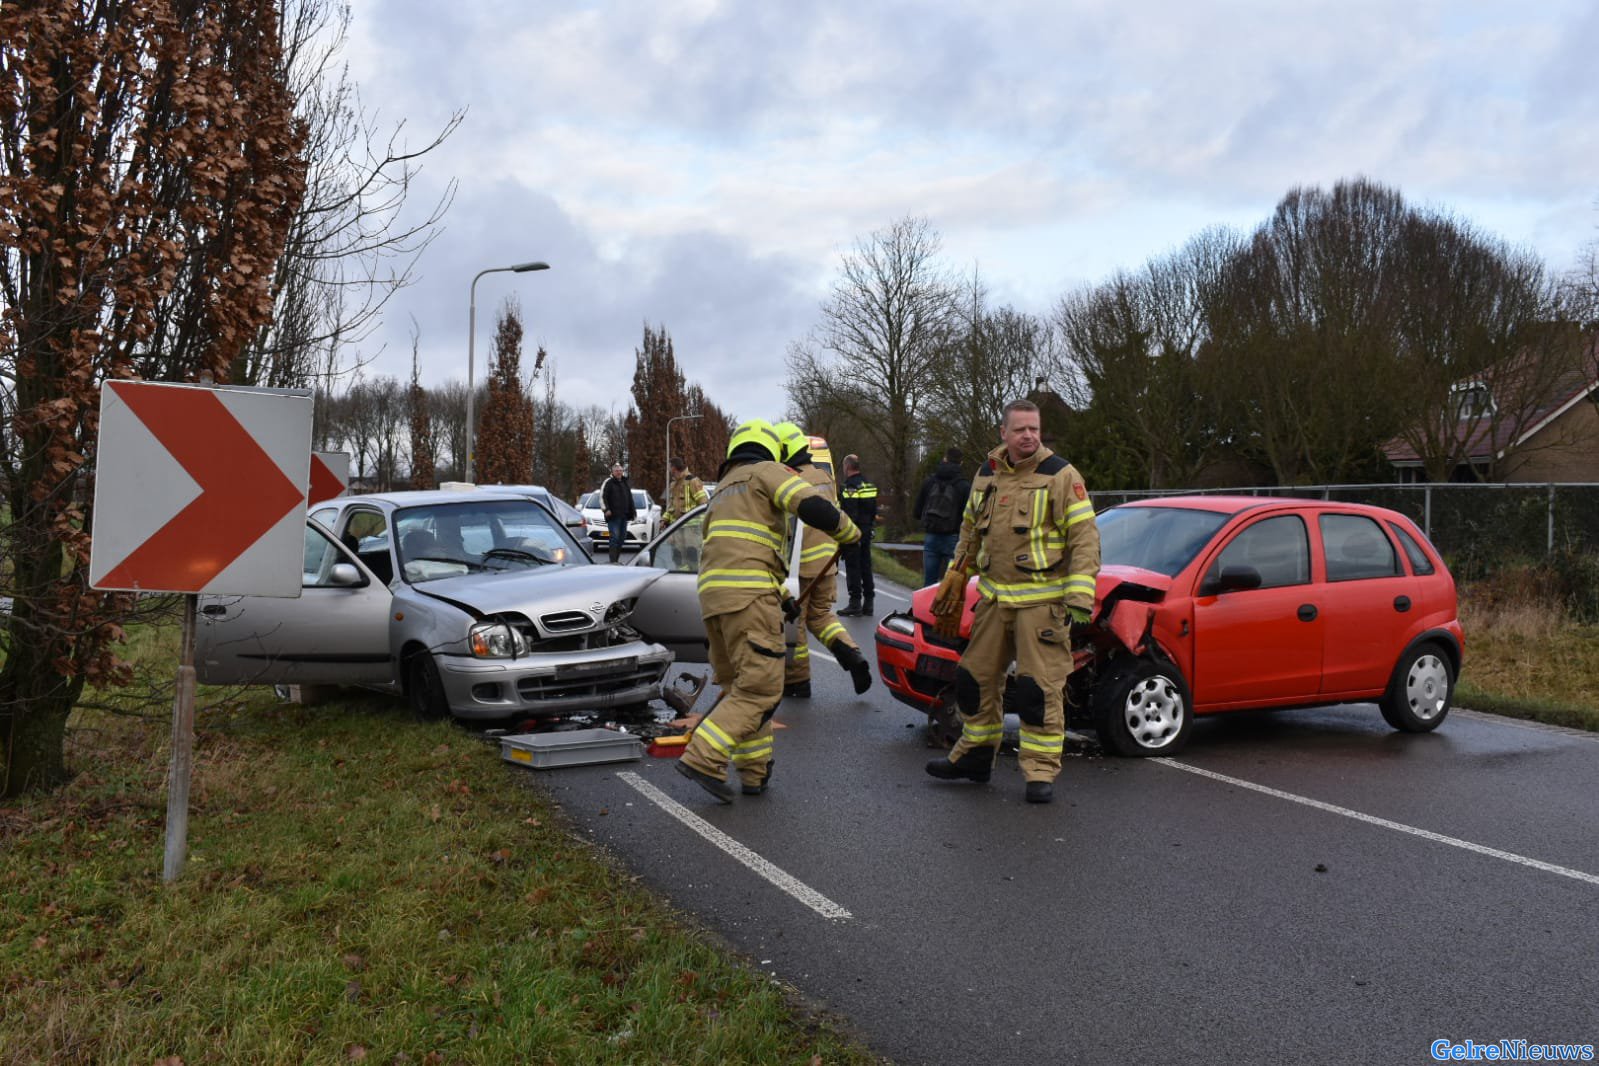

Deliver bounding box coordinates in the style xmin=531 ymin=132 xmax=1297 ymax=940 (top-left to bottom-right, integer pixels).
xmin=196 ymin=489 xmax=707 ymax=720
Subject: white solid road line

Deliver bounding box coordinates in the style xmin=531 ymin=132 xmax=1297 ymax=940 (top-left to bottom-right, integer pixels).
xmin=1155 ymin=759 xmax=1599 ymax=888
xmin=810 ymin=647 xmax=837 ymax=664
xmin=617 ymin=771 xmax=853 ymax=921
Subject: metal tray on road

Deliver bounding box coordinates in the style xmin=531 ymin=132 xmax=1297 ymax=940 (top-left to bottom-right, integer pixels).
xmin=500 ymin=728 xmax=645 ymax=769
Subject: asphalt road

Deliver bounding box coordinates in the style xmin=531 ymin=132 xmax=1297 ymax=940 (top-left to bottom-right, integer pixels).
xmin=516 ymin=573 xmax=1599 ymax=1065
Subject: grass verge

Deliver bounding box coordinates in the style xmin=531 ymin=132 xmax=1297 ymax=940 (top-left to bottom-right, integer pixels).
xmin=1453 ymin=587 xmax=1599 ymax=730
xmin=1 ymin=686 xmax=882 ymax=1065
xmin=869 ymin=547 xmax=923 ymax=593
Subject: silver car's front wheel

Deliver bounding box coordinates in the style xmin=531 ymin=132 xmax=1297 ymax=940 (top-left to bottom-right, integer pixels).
xmin=406 ymin=650 xmax=451 ymax=722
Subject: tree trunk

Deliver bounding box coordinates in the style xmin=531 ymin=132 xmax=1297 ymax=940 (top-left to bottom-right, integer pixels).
xmin=0 ymin=622 xmax=82 ymax=797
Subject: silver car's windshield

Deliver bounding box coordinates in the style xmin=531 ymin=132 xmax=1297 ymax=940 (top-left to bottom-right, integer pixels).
xmin=1097 ymin=505 xmax=1230 ymax=577
xmin=578 ymin=492 xmax=601 ymax=509
xmin=392 ymin=499 xmax=585 ymax=583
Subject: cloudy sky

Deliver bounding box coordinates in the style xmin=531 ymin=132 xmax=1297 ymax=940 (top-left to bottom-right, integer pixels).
xmin=342 ymin=0 xmax=1599 ymax=422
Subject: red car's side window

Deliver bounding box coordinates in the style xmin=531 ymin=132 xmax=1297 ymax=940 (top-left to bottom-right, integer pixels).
xmin=1206 ymin=514 xmax=1310 ymax=589
xmin=1386 ymin=521 xmax=1436 ymax=576
xmin=1319 ymin=514 xmax=1400 ymax=582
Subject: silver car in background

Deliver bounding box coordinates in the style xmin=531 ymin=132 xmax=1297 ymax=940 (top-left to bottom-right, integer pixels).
xmin=197 ymin=488 xmax=705 ymax=720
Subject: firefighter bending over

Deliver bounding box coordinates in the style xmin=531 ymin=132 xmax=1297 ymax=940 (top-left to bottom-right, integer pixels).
xmin=676 ymin=419 xmax=862 ymax=803
xmin=927 ymin=399 xmax=1100 ymax=805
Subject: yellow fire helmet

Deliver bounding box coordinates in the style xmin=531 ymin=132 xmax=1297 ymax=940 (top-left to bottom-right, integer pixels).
xmin=726 ymin=419 xmax=781 ymax=462
xmin=771 ymin=421 xmax=810 ymax=465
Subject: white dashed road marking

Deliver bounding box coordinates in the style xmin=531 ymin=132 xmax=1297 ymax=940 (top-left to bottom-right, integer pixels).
xmin=1155 ymin=758 xmax=1599 ymax=888
xmin=617 ymin=771 xmax=853 ymax=920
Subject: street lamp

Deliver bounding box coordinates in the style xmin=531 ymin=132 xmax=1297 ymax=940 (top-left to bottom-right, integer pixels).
xmin=664 ymin=410 xmax=703 ymax=503
xmin=466 ymin=260 xmax=549 ymax=483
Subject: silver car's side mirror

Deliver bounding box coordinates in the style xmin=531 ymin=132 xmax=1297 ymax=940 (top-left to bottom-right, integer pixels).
xmin=329 ymin=562 xmax=364 ymax=587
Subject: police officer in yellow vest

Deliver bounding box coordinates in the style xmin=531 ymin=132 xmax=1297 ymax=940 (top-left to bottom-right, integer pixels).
xmin=662 ymin=455 xmax=708 ymax=525
xmin=771 ymin=422 xmax=874 ymax=698
xmin=677 ymin=419 xmax=862 ymax=803
xmin=928 ymin=399 xmax=1100 ymax=804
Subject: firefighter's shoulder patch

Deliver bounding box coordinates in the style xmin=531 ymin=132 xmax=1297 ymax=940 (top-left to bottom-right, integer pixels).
xmin=1074 ymin=481 xmax=1087 ymax=500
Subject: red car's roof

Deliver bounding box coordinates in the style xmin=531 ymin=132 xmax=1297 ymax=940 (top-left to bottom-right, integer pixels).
xmin=1120 ymin=495 xmax=1408 ymax=520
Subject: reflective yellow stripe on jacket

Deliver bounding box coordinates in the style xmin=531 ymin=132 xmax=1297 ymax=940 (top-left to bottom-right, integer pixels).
xmin=705 ymin=518 xmax=784 ymax=557
xmin=697 ymin=567 xmax=783 ymax=596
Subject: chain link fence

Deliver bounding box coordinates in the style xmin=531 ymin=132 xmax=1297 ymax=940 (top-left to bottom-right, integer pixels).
xmin=1093 ymin=483 xmax=1599 ymax=584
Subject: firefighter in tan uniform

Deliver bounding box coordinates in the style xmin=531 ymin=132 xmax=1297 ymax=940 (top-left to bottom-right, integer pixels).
xmin=676 ymin=420 xmax=862 ymax=803
xmin=662 ymin=455 xmax=708 ymax=525
xmin=928 ymin=399 xmax=1100 ymax=804
xmin=771 ymin=423 xmax=874 ymax=698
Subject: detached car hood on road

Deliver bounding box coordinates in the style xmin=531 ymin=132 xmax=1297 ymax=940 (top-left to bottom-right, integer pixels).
xmin=414 ymin=563 xmax=667 ymax=618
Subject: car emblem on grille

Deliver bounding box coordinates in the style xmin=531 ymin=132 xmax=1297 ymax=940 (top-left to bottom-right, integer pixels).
xmin=591 ymin=601 xmax=604 ymax=614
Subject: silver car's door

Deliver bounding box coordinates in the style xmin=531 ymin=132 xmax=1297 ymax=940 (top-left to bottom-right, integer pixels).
xmin=196 ymin=522 xmax=394 ymax=686
xmin=628 ymin=507 xmax=710 ymax=662
xmin=629 ymin=505 xmax=808 ymax=664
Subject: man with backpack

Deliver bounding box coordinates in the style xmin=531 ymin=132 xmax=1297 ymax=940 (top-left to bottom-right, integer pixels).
xmin=914 ymin=446 xmax=971 ymax=587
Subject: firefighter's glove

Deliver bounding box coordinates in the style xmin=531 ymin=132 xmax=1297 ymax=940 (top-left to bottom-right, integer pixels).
xmin=932 ymin=568 xmax=967 ymax=639
xmin=781 ymin=595 xmax=802 ymax=624
xmin=1067 ymin=604 xmax=1092 ymax=642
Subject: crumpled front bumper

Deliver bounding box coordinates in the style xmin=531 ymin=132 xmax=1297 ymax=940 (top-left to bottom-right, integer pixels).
xmin=437 ymin=639 xmax=673 ymax=719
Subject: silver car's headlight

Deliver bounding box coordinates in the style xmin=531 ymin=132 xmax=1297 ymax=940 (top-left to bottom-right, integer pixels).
xmin=604 ymin=598 xmax=636 ymax=625
xmin=469 ymin=621 xmax=527 ymax=659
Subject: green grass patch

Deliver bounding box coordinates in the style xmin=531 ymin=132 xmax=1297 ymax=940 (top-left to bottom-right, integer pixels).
xmin=1455 ymin=583 xmax=1599 ymax=730
xmin=870 ymin=547 xmax=923 ymax=591
xmin=1 ymin=689 xmax=881 ymax=1064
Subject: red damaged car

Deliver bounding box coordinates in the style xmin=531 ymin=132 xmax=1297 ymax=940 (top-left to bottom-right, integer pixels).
xmin=874 ymin=496 xmax=1464 ymax=756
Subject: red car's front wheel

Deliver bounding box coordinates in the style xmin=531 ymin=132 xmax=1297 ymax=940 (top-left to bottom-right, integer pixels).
xmin=1096 ymin=657 xmax=1192 ymax=757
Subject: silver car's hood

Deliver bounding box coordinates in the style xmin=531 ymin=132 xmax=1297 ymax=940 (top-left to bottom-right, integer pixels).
xmin=414 ymin=563 xmax=666 ymax=616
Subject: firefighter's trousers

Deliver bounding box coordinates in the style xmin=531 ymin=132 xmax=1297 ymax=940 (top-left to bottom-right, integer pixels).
xmin=681 ymin=596 xmax=783 ymax=788
xmin=784 ymin=564 xmax=859 ymax=685
xmin=949 ymin=597 xmax=1073 ymax=782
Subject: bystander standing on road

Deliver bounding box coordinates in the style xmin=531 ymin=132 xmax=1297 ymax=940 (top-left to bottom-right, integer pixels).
xmin=913 ymin=446 xmax=970 ymax=588
xmin=837 ymin=454 xmax=878 ymax=617
xmin=927 ymin=400 xmax=1100 ymax=804
xmin=600 ymin=463 xmax=636 ymax=564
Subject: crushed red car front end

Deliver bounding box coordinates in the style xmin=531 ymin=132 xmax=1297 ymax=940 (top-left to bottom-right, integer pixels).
xmin=874 ymin=566 xmax=1171 ymax=716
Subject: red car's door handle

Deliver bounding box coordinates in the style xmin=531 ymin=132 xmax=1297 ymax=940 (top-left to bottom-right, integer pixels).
xmin=1393 ymin=595 xmax=1411 ymax=612
xmin=1297 ymin=604 xmax=1317 ymax=622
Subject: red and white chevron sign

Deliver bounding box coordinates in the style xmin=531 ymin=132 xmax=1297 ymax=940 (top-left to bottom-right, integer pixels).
xmin=89 ymin=381 xmax=312 ymax=596
xmin=309 ymin=450 xmax=351 ymax=503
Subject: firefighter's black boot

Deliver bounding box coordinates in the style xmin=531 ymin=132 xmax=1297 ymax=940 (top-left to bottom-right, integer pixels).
xmin=839 ymin=596 xmax=862 ymax=617
xmin=742 ymin=762 xmax=773 ymax=796
xmin=925 ymin=750 xmax=992 ymax=784
xmin=676 ymin=760 xmax=734 ymax=803
xmin=1025 ymin=781 xmax=1054 ymax=804
xmin=830 ymin=641 xmax=874 ymax=695
xmin=783 ymin=680 xmax=811 ymax=698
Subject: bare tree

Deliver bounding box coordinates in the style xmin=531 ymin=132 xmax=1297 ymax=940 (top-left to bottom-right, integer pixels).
xmin=234 ymin=0 xmax=458 ymax=389
xmin=785 ymin=216 xmax=957 ymax=530
xmin=407 ymin=338 xmax=435 ymax=489
xmin=926 ymin=268 xmax=1049 ymax=469
xmin=1055 ymin=228 xmax=1241 ymax=488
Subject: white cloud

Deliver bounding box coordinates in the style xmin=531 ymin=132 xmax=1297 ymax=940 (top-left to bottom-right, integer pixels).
xmin=341 ymin=0 xmax=1599 ymax=425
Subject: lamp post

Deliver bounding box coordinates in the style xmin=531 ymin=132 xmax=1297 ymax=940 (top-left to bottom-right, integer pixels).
xmin=664 ymin=410 xmax=703 ymax=503
xmin=466 ymin=260 xmax=549 ymax=483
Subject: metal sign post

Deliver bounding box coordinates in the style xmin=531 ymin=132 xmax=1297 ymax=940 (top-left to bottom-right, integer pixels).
xmin=163 ymin=594 xmax=198 ymax=882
